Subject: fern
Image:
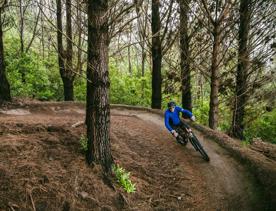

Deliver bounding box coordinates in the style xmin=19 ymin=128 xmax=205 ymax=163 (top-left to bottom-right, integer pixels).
xmin=112 ymin=164 xmax=136 ymax=193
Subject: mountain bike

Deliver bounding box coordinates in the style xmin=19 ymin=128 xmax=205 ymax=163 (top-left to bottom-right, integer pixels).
xmin=176 ymin=126 xmax=210 ymax=162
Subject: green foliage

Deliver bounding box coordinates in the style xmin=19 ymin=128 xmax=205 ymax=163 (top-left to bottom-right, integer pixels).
xmin=112 ymin=164 xmax=136 ymax=193
xmin=69 ymin=62 xmax=152 ymax=104
xmin=241 ymin=140 xmax=251 ymax=147
xmin=4 ymin=34 xmax=63 ymax=100
xmin=193 ymin=99 xmax=209 ymax=126
xmin=244 ymin=109 xmax=276 ymax=144
xmin=79 ymin=135 xmax=88 ymax=152
xmin=74 ymin=77 xmax=86 ymax=101
xmin=109 ymin=62 xmax=151 ymax=106
xmin=217 ymin=102 xmax=232 ymax=132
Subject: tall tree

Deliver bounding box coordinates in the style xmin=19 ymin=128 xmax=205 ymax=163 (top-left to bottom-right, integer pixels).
xmin=56 ymin=0 xmax=75 ymax=101
xmin=179 ymin=0 xmax=192 ymax=111
xmin=64 ymin=0 xmax=74 ymax=100
xmin=231 ymin=0 xmax=251 ymax=139
xmin=135 ymin=0 xmax=149 ymax=78
xmin=86 ymin=0 xmax=113 ymax=173
xmin=19 ymin=0 xmax=24 ymax=54
xmin=208 ymin=20 xmax=221 ymax=129
xmin=0 ymin=2 xmax=11 ymax=102
xmin=17 ymin=0 xmax=40 ymax=83
xmin=199 ymin=0 xmax=233 ymax=129
xmin=151 ymin=0 xmax=162 ymax=109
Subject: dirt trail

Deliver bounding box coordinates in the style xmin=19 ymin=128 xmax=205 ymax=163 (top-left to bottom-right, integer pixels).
xmin=0 ymin=102 xmax=266 ymax=210
xmin=113 ymin=109 xmax=264 ymax=210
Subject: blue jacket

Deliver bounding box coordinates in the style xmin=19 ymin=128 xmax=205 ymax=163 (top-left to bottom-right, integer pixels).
xmin=164 ymin=106 xmax=193 ymax=132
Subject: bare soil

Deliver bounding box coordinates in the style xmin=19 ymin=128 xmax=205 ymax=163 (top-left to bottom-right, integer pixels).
xmin=0 ymin=101 xmax=269 ymax=210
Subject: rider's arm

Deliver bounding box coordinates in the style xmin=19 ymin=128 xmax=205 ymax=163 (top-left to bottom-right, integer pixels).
xmin=164 ymin=112 xmax=173 ymax=132
xmin=176 ymin=106 xmax=193 ymax=118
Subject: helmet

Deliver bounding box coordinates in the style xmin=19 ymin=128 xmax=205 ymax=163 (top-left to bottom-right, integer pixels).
xmin=167 ymin=101 xmax=176 ymax=108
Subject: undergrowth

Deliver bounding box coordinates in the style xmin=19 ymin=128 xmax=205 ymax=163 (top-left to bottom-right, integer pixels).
xmin=80 ymin=135 xmax=88 ymax=152
xmin=79 ymin=136 xmax=136 ymax=193
xmin=112 ymin=164 xmax=136 ymax=193
xmin=241 ymin=139 xmax=251 ymax=147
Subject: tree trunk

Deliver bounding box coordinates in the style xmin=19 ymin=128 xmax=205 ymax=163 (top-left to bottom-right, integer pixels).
xmin=141 ymin=44 xmax=146 ymax=98
xmin=76 ymin=0 xmax=83 ymax=74
xmin=128 ymin=32 xmax=132 ymax=74
xmin=56 ymin=0 xmax=74 ymax=101
xmin=151 ymin=0 xmax=162 ymax=109
xmin=41 ymin=10 xmax=45 ymax=59
xmin=0 ymin=9 xmax=11 ymax=102
xmin=231 ymin=0 xmax=251 ymax=139
xmin=19 ymin=0 xmax=26 ymax=83
xmin=179 ymin=0 xmax=192 ymax=111
xmin=19 ymin=0 xmax=24 ymax=54
xmin=141 ymin=44 xmax=146 ymax=77
xmin=209 ymin=24 xmax=221 ymax=130
xmin=86 ymin=0 xmax=113 ymax=174
xmin=62 ymin=77 xmax=74 ymax=101
xmin=66 ymin=0 xmax=73 ymax=73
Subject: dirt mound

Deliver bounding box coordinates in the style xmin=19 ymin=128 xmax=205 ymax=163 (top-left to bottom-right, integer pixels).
xmin=250 ymin=139 xmax=276 ymax=161
xmin=0 ymin=101 xmax=272 ymax=210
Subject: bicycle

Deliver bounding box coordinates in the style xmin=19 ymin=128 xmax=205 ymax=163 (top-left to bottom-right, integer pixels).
xmin=175 ymin=126 xmax=210 ymax=162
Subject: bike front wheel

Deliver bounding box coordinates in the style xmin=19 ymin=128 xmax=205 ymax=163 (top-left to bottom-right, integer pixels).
xmin=189 ymin=133 xmax=210 ymax=162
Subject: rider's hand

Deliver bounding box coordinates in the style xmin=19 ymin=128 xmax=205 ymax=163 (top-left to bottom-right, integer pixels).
xmin=171 ymin=130 xmax=178 ymax=137
xmin=190 ymin=115 xmax=196 ymax=122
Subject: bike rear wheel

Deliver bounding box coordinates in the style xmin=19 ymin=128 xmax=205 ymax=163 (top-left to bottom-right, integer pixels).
xmin=189 ymin=133 xmax=210 ymax=161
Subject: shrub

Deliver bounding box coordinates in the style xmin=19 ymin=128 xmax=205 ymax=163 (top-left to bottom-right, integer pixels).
xmin=112 ymin=164 xmax=136 ymax=193
xmin=244 ymin=109 xmax=276 ymax=144
xmin=79 ymin=135 xmax=88 ymax=152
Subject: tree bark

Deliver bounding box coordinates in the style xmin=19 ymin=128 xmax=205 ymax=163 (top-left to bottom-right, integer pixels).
xmin=231 ymin=0 xmax=251 ymax=139
xmin=151 ymin=0 xmax=162 ymax=109
xmin=19 ymin=0 xmax=24 ymax=54
xmin=62 ymin=77 xmax=74 ymax=101
xmin=76 ymin=0 xmax=83 ymax=74
xmin=141 ymin=44 xmax=146 ymax=77
xmin=19 ymin=0 xmax=26 ymax=83
xmin=0 ymin=9 xmax=11 ymax=102
xmin=208 ymin=24 xmax=221 ymax=130
xmin=56 ymin=0 xmax=74 ymax=101
xmin=66 ymin=0 xmax=73 ymax=73
xmin=40 ymin=8 xmax=45 ymax=59
xmin=128 ymin=32 xmax=132 ymax=74
xmin=86 ymin=0 xmax=113 ymax=174
xmin=179 ymin=0 xmax=192 ymax=111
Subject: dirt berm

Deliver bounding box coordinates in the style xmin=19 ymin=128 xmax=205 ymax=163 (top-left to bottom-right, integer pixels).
xmin=112 ymin=104 xmax=276 ymax=209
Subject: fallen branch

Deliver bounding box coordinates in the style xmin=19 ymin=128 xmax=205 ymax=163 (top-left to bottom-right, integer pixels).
xmin=71 ymin=121 xmax=84 ymax=128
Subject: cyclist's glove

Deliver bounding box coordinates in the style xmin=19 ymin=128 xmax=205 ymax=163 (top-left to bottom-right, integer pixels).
xmin=171 ymin=130 xmax=178 ymax=138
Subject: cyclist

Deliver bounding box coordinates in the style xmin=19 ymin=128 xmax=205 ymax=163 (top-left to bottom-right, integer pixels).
xmin=164 ymin=101 xmax=195 ymax=144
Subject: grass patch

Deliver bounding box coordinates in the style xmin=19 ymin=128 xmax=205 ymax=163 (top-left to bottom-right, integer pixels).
xmin=80 ymin=135 xmax=88 ymax=152
xmin=112 ymin=164 xmax=136 ymax=193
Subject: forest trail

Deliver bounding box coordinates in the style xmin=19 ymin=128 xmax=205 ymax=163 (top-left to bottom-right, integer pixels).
xmin=0 ymin=102 xmax=266 ymax=210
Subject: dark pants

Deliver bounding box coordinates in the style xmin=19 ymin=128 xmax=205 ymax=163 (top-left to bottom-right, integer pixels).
xmin=171 ymin=120 xmax=190 ymax=141
xmin=172 ymin=120 xmax=190 ymax=131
